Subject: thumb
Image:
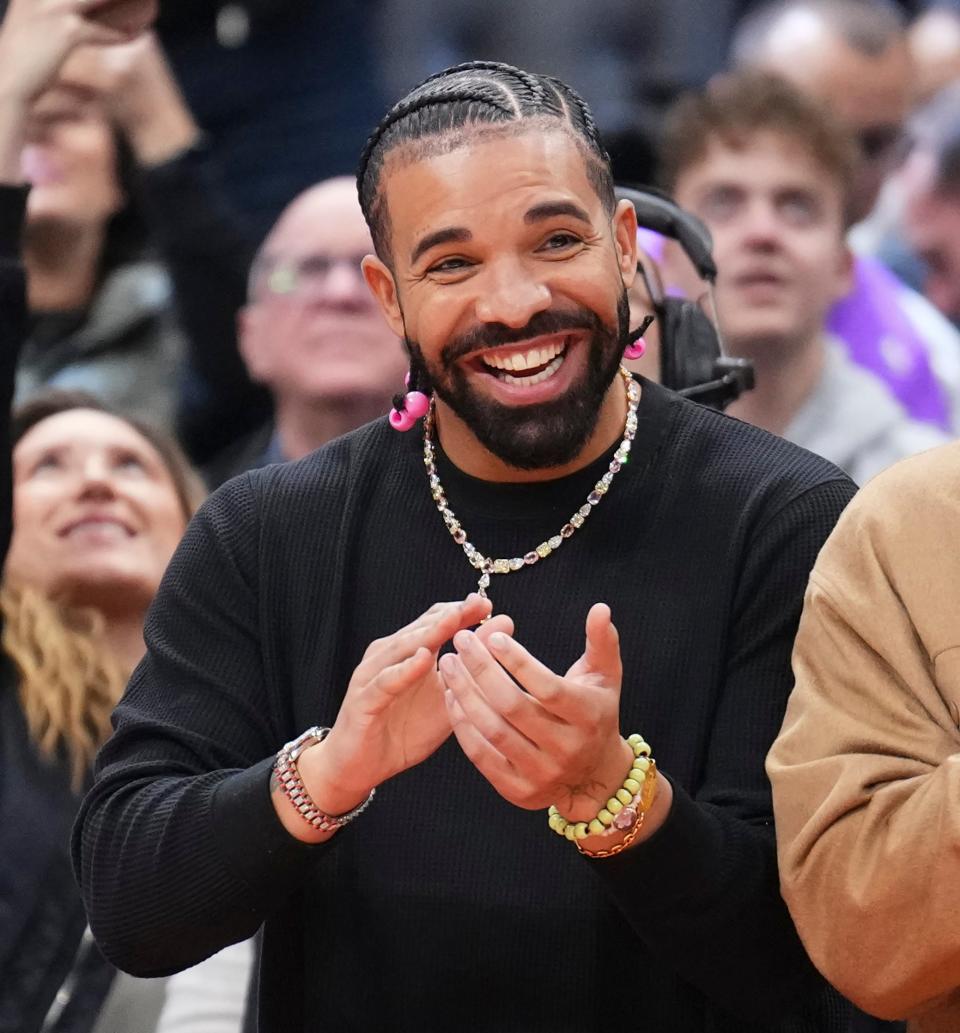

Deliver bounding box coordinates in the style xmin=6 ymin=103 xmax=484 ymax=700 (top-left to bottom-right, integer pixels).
xmin=583 ymin=603 xmax=622 ymax=683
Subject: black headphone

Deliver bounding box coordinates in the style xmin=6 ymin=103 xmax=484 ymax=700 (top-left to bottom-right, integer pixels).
xmin=616 ymin=186 xmax=754 ymax=411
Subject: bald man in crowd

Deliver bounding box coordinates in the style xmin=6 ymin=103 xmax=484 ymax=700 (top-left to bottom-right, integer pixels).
xmin=203 ymin=176 xmax=410 ymax=486
xmin=731 ymin=0 xmax=960 ymax=434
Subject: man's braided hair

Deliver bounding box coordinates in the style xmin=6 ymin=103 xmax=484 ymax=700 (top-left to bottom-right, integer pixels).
xmin=356 ymin=61 xmax=616 ymax=263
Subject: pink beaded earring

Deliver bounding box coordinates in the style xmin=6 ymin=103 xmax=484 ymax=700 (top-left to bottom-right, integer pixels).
xmin=624 ymin=339 xmax=646 ymax=360
xmin=389 ymin=372 xmax=431 ymax=431
xmin=623 ymin=313 xmax=655 ymax=361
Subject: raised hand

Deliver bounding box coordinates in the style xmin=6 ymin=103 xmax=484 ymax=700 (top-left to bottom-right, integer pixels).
xmin=284 ymin=594 xmax=514 ymax=839
xmin=57 ymin=32 xmax=200 ymax=166
xmin=0 ymin=0 xmax=150 ymax=181
xmin=0 ymin=0 xmax=140 ymax=105
xmin=440 ymin=602 xmax=636 ymax=823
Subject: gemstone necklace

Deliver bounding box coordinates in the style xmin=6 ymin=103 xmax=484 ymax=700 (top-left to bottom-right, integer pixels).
xmin=422 ymin=366 xmax=640 ymax=607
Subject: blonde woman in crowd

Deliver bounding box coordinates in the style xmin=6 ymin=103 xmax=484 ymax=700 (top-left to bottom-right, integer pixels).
xmin=0 ymin=2 xmax=220 ymax=1029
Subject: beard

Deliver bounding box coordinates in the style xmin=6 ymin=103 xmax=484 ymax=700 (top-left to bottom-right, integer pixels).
xmin=406 ymin=291 xmax=631 ymax=471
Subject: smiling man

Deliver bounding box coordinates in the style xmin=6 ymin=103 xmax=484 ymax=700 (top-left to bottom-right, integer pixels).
xmin=662 ymin=71 xmax=948 ymax=486
xmin=75 ymin=63 xmax=854 ymax=1032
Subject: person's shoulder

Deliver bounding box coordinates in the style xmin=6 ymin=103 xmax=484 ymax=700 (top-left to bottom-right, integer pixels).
xmin=812 ymin=440 xmax=960 ymax=611
xmin=242 ymin=417 xmax=399 ymax=512
xmin=652 ymin=381 xmax=854 ymax=503
xmin=845 ymin=439 xmax=960 ymax=531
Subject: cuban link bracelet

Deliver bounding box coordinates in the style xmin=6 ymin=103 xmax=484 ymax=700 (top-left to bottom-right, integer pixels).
xmin=423 ymin=366 xmax=640 ymax=607
xmin=274 ymin=726 xmax=375 ymax=833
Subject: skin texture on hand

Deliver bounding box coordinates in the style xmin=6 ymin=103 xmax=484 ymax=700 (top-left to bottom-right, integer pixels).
xmin=272 ymin=594 xmax=513 ymax=844
xmin=0 ymin=0 xmax=152 ymax=181
xmin=441 ymin=602 xmax=672 ymax=852
xmin=58 ymin=33 xmax=200 ymax=166
xmin=80 ymin=0 xmax=156 ymax=36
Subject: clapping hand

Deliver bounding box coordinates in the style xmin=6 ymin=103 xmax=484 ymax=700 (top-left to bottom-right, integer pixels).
xmin=292 ymin=594 xmax=515 ymax=828
xmin=439 ymin=602 xmax=636 ymax=823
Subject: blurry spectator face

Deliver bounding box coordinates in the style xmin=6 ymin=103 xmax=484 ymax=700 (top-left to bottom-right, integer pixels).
xmin=5 ymin=409 xmax=188 ymax=614
xmin=360 ymin=127 xmax=638 ymax=471
xmin=909 ymin=9 xmax=960 ymax=107
xmin=240 ymin=178 xmax=408 ymax=407
xmin=21 ymin=85 xmax=124 ymax=229
xmin=671 ymin=131 xmax=852 ymax=357
xmin=903 ymin=152 xmax=960 ymax=323
xmin=752 ymin=19 xmax=910 ymax=221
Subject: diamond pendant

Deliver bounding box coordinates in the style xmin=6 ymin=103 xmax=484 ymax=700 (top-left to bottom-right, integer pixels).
xmin=477 ymin=571 xmax=491 ymax=622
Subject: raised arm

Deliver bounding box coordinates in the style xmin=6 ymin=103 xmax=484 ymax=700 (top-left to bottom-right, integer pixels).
xmin=56 ymin=34 xmax=270 ymax=465
xmin=0 ymin=0 xmax=143 ymax=565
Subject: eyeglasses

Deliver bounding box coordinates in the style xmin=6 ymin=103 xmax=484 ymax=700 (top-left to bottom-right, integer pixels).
xmin=250 ymin=252 xmax=368 ymax=299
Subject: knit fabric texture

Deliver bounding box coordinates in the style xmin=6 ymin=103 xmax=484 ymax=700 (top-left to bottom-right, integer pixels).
xmin=75 ymin=379 xmax=855 ymax=1032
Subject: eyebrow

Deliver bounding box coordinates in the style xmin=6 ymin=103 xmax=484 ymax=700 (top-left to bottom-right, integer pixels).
xmin=410 ymin=227 xmax=472 ymax=265
xmin=524 ymin=201 xmax=593 ymax=225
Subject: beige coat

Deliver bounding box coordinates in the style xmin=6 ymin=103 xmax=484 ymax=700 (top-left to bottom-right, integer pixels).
xmin=767 ymin=440 xmax=960 ymax=1032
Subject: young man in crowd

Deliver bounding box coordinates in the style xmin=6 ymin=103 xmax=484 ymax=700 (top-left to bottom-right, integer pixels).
xmin=731 ymin=0 xmax=960 ymax=433
xmin=75 ymin=62 xmax=854 ymax=1031
xmin=661 ymin=71 xmax=948 ymax=485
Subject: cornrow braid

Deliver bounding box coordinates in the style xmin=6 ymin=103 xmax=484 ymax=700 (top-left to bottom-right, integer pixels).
xmin=356 ymin=60 xmax=615 ymax=261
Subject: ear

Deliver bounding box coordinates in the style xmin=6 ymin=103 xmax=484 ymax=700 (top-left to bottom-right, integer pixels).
xmin=236 ymin=306 xmax=270 ymax=384
xmin=612 ymin=198 xmax=639 ymax=290
xmin=362 ymin=255 xmax=405 ymax=338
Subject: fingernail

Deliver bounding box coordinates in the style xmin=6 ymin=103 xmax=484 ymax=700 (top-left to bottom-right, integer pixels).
xmin=489 ymin=632 xmax=508 ymax=650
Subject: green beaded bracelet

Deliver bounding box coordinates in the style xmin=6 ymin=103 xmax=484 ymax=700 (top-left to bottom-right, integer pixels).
xmin=547 ymin=734 xmax=653 ymax=842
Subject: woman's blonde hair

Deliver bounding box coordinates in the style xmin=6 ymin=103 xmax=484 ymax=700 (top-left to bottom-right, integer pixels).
xmin=7 ymin=390 xmax=205 ymax=790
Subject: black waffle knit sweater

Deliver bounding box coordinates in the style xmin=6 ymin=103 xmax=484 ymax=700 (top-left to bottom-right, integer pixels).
xmin=74 ymin=380 xmax=856 ymax=1032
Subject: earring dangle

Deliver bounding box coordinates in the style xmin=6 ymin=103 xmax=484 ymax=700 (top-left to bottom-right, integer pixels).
xmin=624 ymin=312 xmax=655 ymax=361
xmin=389 ymin=370 xmax=431 ymax=431
xmin=624 ymin=338 xmax=646 ymax=360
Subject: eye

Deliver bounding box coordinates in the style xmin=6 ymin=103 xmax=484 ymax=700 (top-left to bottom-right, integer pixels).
xmin=778 ymin=192 xmax=820 ymax=225
xmin=427 ymin=256 xmax=473 ymax=276
xmin=538 ymin=232 xmax=581 ymax=252
xmin=698 ymin=186 xmax=743 ymax=222
xmin=30 ymin=451 xmax=63 ymax=475
xmin=113 ymin=451 xmax=148 ymax=474
xmin=298 ymin=256 xmax=334 ymax=278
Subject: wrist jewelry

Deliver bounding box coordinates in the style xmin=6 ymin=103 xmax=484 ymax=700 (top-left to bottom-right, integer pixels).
xmin=547 ymin=734 xmax=657 ymax=852
xmin=274 ymin=726 xmax=375 ymax=833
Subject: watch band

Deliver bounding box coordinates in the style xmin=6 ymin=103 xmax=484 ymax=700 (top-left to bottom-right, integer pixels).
xmin=274 ymin=726 xmax=375 ymax=833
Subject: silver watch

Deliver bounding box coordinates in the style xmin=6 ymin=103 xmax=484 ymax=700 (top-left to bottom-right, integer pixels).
xmin=274 ymin=726 xmax=375 ymax=833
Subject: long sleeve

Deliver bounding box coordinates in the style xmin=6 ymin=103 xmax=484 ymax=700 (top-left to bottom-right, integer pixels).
xmin=72 ymin=474 xmax=320 ymax=976
xmin=590 ymin=478 xmax=855 ymax=1028
xmin=137 ymin=146 xmax=271 ymax=466
xmin=767 ymin=445 xmax=960 ymax=1022
xmin=0 ymin=184 xmax=29 ymax=567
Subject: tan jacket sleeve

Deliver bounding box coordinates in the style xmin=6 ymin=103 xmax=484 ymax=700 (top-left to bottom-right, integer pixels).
xmin=767 ymin=452 xmax=960 ymax=1021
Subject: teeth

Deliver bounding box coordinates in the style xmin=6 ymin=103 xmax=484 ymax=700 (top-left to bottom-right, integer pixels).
xmin=483 ymin=339 xmax=564 ymax=372
xmin=499 ymin=352 xmax=564 ymax=387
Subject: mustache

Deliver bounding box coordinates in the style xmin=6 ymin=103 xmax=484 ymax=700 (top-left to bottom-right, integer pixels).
xmin=439 ymin=307 xmax=609 ymax=367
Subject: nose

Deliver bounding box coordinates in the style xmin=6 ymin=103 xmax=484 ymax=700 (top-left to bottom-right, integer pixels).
xmin=474 ymin=258 xmax=552 ymax=328
xmin=740 ymin=199 xmax=784 ymax=251
xmin=77 ymin=455 xmax=117 ymax=499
